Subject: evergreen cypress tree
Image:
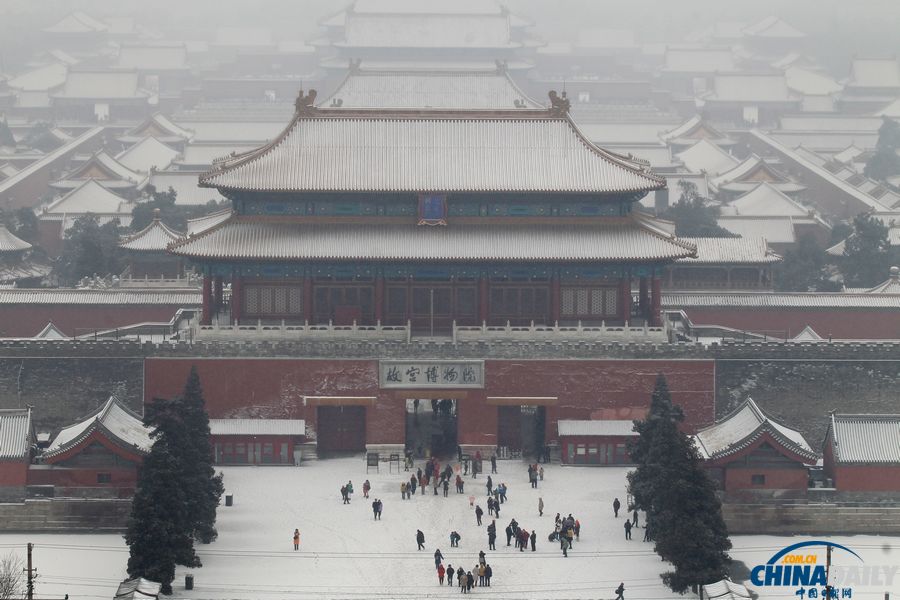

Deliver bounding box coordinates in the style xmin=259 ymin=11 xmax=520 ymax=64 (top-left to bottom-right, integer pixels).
xmin=627 ymin=375 xmax=732 ymax=593
xmin=180 ymin=366 xmax=224 ymax=543
xmin=125 ymin=397 xmax=199 ymax=595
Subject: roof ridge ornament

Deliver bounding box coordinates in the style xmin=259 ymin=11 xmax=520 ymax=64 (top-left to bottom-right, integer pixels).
xmin=548 ymin=90 xmax=570 ymax=117
xmin=294 ymin=88 xmax=318 ymax=115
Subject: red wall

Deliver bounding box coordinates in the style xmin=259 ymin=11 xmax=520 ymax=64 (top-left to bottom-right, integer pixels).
xmin=724 ymin=467 xmax=808 ymax=492
xmin=0 ymin=304 xmax=193 ymax=337
xmin=681 ymin=307 xmax=900 ymax=340
xmin=145 ymin=358 xmax=716 ymax=448
xmin=0 ymin=460 xmax=29 ymax=486
xmin=27 ymin=466 xmax=138 ymax=493
xmin=833 ymin=465 xmax=900 ymax=491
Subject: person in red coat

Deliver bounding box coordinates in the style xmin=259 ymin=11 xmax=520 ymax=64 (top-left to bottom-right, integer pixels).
xmin=437 ymin=563 xmax=445 ymax=585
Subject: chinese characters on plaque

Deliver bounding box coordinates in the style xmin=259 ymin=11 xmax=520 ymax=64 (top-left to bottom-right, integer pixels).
xmin=379 ymin=361 xmax=484 ymax=389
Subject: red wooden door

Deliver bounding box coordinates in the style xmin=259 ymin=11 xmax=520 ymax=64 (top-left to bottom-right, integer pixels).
xmin=497 ymin=406 xmax=522 ymax=451
xmin=317 ymin=406 xmax=366 ymax=452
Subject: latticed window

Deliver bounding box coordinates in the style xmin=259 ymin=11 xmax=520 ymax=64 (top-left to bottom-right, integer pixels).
xmin=243 ymin=285 xmax=304 ymax=316
xmin=561 ymin=287 xmax=617 ymax=317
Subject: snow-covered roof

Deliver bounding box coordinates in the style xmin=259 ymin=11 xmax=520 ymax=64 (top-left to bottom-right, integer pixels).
xmin=716 ymin=217 xmax=797 ymax=244
xmin=209 ymin=419 xmax=306 ymax=436
xmin=785 ymin=67 xmax=843 ymax=96
xmin=119 ymin=114 xmax=193 ymax=144
xmin=53 ymin=70 xmax=147 ymax=100
xmin=675 ymin=139 xmax=739 ymax=176
xmin=44 ymin=396 xmax=152 ymax=460
xmin=742 ymin=16 xmax=806 ymax=39
xmin=148 ymin=171 xmax=228 ymax=206
xmin=214 ymin=27 xmax=274 ymax=48
xmin=7 ymin=63 xmax=68 ymax=92
xmin=694 ymin=398 xmax=816 ymax=462
xmin=178 ymin=144 xmax=255 ymax=168
xmin=710 ymin=155 xmax=794 ymax=189
xmin=827 ymin=414 xmax=900 ymax=464
xmin=675 ymin=236 xmax=781 ymax=265
xmin=0 ymin=408 xmax=32 ymax=459
xmin=34 ymin=322 xmax=67 ymax=339
xmin=791 ymin=325 xmax=824 ymax=341
xmin=701 ymin=579 xmax=752 ymax=600
xmin=848 ymin=58 xmax=900 ymax=90
xmin=119 ymin=216 xmax=183 ymax=252
xmin=876 ymin=98 xmax=900 ymax=118
xmin=663 ymin=47 xmax=737 ymax=73
xmin=43 ymin=12 xmax=108 ymax=34
xmin=557 ymin=420 xmax=637 ymax=437
xmin=43 ymin=179 xmax=134 ymax=216
xmin=116 ymin=44 xmax=188 ymax=71
xmin=576 ymin=29 xmax=637 ymax=50
xmin=114 ymin=577 xmax=160 ymax=600
xmin=321 ymin=70 xmax=542 ymax=109
xmin=51 ymin=151 xmax=144 ymax=190
xmin=864 ymin=266 xmax=900 ymax=294
xmin=0 ymin=289 xmax=200 ymax=306
xmin=721 ymin=183 xmax=811 ymax=217
xmin=186 ymin=208 xmax=233 ymax=236
xmin=115 ymin=137 xmax=179 ymax=174
xmin=0 ymin=225 xmax=31 ymax=253
xmin=660 ymin=116 xmax=733 ymax=146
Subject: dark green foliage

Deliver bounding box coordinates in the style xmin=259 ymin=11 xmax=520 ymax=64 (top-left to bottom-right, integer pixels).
xmin=660 ymin=182 xmax=735 ymax=238
xmin=774 ymin=234 xmax=838 ymax=292
xmin=56 ymin=215 xmax=126 ymax=284
xmin=840 ymin=213 xmax=896 ymax=287
xmin=628 ymin=375 xmax=732 ymax=593
xmin=125 ymin=397 xmax=200 ymax=595
xmin=130 ymin=186 xmax=227 ymax=233
xmin=0 ymin=118 xmax=15 ymax=147
xmin=180 ymin=366 xmax=225 ymax=543
xmin=21 ymin=122 xmax=59 ymax=153
xmin=0 ymin=207 xmax=39 ymax=245
xmin=865 ymin=118 xmax=900 ymax=182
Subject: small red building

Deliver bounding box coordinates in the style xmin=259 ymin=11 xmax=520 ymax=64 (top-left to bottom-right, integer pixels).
xmin=823 ymin=414 xmax=900 ymax=492
xmin=32 ymin=396 xmax=151 ymax=497
xmin=119 ymin=212 xmax=184 ymax=279
xmin=694 ymin=398 xmax=817 ymax=498
xmin=558 ymin=419 xmax=637 ymax=466
xmin=209 ymin=419 xmax=305 ymax=465
xmin=0 ymin=408 xmax=34 ymax=501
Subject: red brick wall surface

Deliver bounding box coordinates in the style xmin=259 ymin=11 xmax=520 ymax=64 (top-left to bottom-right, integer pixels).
xmin=724 ymin=466 xmax=809 ymax=492
xmin=0 ymin=461 xmax=29 ymax=486
xmin=145 ymin=358 xmax=716 ymax=449
xmin=0 ymin=304 xmax=191 ymax=337
xmin=833 ymin=465 xmax=900 ymax=491
xmin=681 ymin=308 xmax=900 ymax=340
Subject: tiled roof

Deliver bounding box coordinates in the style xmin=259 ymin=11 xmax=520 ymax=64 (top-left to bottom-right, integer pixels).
xmin=721 ymin=183 xmax=812 ymax=217
xmin=178 ymin=144 xmax=255 ymax=168
xmin=876 ymin=98 xmax=900 ymax=118
xmin=663 ymin=291 xmax=900 ymax=309
xmin=114 ymin=578 xmax=161 ymax=600
xmin=115 ymin=137 xmax=179 ymax=174
xmin=200 ymin=109 xmax=665 ymax=194
xmin=557 ymin=420 xmax=637 ymax=437
xmin=701 ymin=580 xmax=751 ymax=600
xmin=53 ymin=71 xmax=147 ymax=100
xmin=791 ymin=325 xmax=823 ymax=341
xmin=209 ymin=419 xmax=306 ymax=436
xmin=694 ymin=398 xmax=816 ymax=462
xmin=120 ymin=217 xmax=183 ymax=251
xmin=828 ymin=414 xmax=900 ymax=464
xmin=864 ymin=267 xmax=900 ymax=294
xmin=785 ymin=67 xmax=843 ymax=96
xmin=676 ymin=139 xmax=739 ymax=176
xmin=660 ymin=116 xmax=732 ymax=145
xmin=169 ymin=218 xmax=696 ymax=263
xmin=44 ymin=396 xmax=152 ymax=460
xmin=779 ymin=115 xmax=882 ymax=132
xmin=0 ymin=289 xmax=201 ymax=305
xmin=51 ymin=151 xmax=144 ymax=190
xmin=0 ymin=261 xmax=51 ymax=284
xmin=7 ymin=63 xmax=68 ymax=92
xmin=710 ymin=155 xmax=791 ymax=188
xmin=848 ymin=58 xmax=900 ymax=89
xmin=116 ymin=44 xmax=188 ymax=71
xmin=120 ymin=113 xmax=193 ymax=144
xmin=34 ymin=322 xmax=67 ymax=339
xmin=148 ymin=171 xmax=228 ymax=206
xmin=213 ymin=27 xmax=274 ymax=48
xmin=322 ymin=70 xmax=542 ymax=109
xmin=705 ymin=74 xmax=797 ymax=103
xmin=0 ymin=127 xmax=105 ymax=197
xmin=186 ymin=208 xmax=233 ymax=236
xmin=0 ymin=225 xmax=31 ymax=253
xmin=0 ymin=408 xmax=32 ymax=459
xmin=675 ymin=236 xmax=781 ymax=265
xmin=43 ymin=179 xmax=133 ymax=216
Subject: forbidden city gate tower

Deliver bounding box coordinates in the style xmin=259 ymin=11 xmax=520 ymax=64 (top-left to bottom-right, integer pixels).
xmin=171 ymin=89 xmax=694 ymax=335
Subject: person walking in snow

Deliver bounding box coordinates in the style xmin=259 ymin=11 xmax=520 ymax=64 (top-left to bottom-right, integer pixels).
xmin=456 ymin=474 xmax=464 ymax=494
xmin=443 ymin=479 xmax=450 ymax=497
xmin=505 ymin=524 xmax=513 ymax=546
xmin=437 ymin=563 xmax=445 ymax=585
xmin=434 ymin=548 xmax=444 ymax=569
xmin=475 ymin=504 xmax=483 ymax=526
xmin=417 ymin=529 xmax=426 ymax=550
xmin=487 ymin=497 xmax=494 ymax=516
xmin=632 ymin=509 xmax=639 ymax=528
xmin=376 ymin=499 xmax=383 ymax=519
xmin=484 ymin=563 xmax=492 ymax=586
xmin=560 ymin=532 xmax=568 ymax=557
xmin=341 ymin=485 xmax=350 ymax=504
xmin=643 ymin=523 xmax=652 ymax=542
xmin=499 ymin=483 xmax=508 ymax=503
xmin=538 ymin=497 xmax=544 ymax=517
xmin=409 ymin=474 xmax=417 ymax=495
xmin=478 ymin=563 xmax=486 ymax=586
xmin=624 ymin=519 xmax=632 ymax=540
xmin=539 ymin=465 xmax=544 ymax=481
xmin=447 ymin=563 xmax=454 ymax=586
xmin=457 ymin=567 xmax=465 ymax=592
xmin=491 ymin=453 xmax=497 ymax=474
xmin=346 ymin=480 xmax=354 ymax=496
xmin=487 ymin=520 xmax=497 ymax=550
xmin=613 ymin=497 xmax=621 ymax=518
xmin=292 ymin=528 xmax=300 ymax=551
xmin=555 ymin=512 xmax=561 ymax=527
xmin=362 ymin=479 xmax=370 ymax=499
xmin=400 ymin=481 xmax=407 ymax=499
xmin=478 ymin=550 xmax=486 ymax=565
xmin=530 ymin=529 xmax=536 ymax=552
xmin=450 ymin=531 xmax=461 ymax=547
xmin=615 ymin=582 xmax=626 ymax=600
xmin=486 ymin=475 xmax=493 ymax=496
xmin=466 ymin=571 xmax=474 ymax=593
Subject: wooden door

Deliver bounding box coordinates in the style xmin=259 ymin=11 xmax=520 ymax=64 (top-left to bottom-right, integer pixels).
xmin=317 ymin=406 xmax=367 ymax=452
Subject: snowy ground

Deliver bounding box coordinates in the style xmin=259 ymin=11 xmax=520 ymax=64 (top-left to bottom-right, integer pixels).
xmin=0 ymin=459 xmax=897 ymax=599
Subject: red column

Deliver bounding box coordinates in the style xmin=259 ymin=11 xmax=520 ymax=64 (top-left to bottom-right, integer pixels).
xmin=201 ymin=276 xmax=212 ymax=325
xmin=302 ymin=277 xmax=313 ymax=323
xmin=374 ymin=275 xmax=384 ymax=324
xmin=231 ymin=276 xmax=242 ymax=324
xmin=478 ymin=276 xmax=489 ymax=325
xmin=639 ymin=276 xmax=649 ymax=320
xmin=618 ymin=277 xmax=631 ymax=324
xmin=651 ymin=276 xmax=662 ymax=326
xmin=550 ymin=275 xmax=561 ymax=325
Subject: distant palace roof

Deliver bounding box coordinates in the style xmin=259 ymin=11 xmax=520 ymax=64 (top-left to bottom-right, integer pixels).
xmin=200 ymin=107 xmax=665 ymax=194
xmin=694 ymin=398 xmax=816 ymax=463
xmin=826 ymin=414 xmax=900 ymax=464
xmin=50 ymin=151 xmax=145 ymax=191
xmin=0 ymin=225 xmax=32 ymax=253
xmin=321 ymin=69 xmax=543 ymax=109
xmin=675 ymin=237 xmax=782 ymax=265
xmin=120 ymin=215 xmax=183 ymax=252
xmin=44 ymin=396 xmax=152 ymax=461
xmin=169 ymin=217 xmax=696 ymax=263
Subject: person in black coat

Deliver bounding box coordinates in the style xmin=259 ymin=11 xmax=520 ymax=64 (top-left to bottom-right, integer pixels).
xmin=417 ymin=529 xmax=426 ymax=550
xmin=484 ymin=563 xmax=492 ymax=586
xmin=447 ymin=563 xmax=454 ymax=586
xmin=624 ymin=520 xmax=632 ymax=540
xmin=632 ymin=509 xmax=639 ymax=528
xmin=613 ymin=497 xmax=621 ymax=518
xmin=490 ymin=454 xmax=497 ymax=473
xmin=486 ymin=475 xmax=493 ymax=495
xmin=457 ymin=567 xmax=465 ymax=588
xmin=530 ymin=530 xmax=537 ymax=552
xmin=505 ymin=524 xmax=513 ymax=546
xmin=434 ymin=548 xmax=444 ymax=568
xmin=487 ymin=520 xmax=497 ymax=550
xmin=478 ymin=550 xmax=486 ymax=565
xmin=475 ymin=504 xmax=484 ymax=526
xmin=615 ymin=582 xmax=625 ymax=600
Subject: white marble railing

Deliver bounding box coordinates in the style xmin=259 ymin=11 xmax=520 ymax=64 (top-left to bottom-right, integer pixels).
xmin=453 ymin=320 xmax=670 ymax=343
xmin=195 ymin=320 xmax=411 ymax=341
